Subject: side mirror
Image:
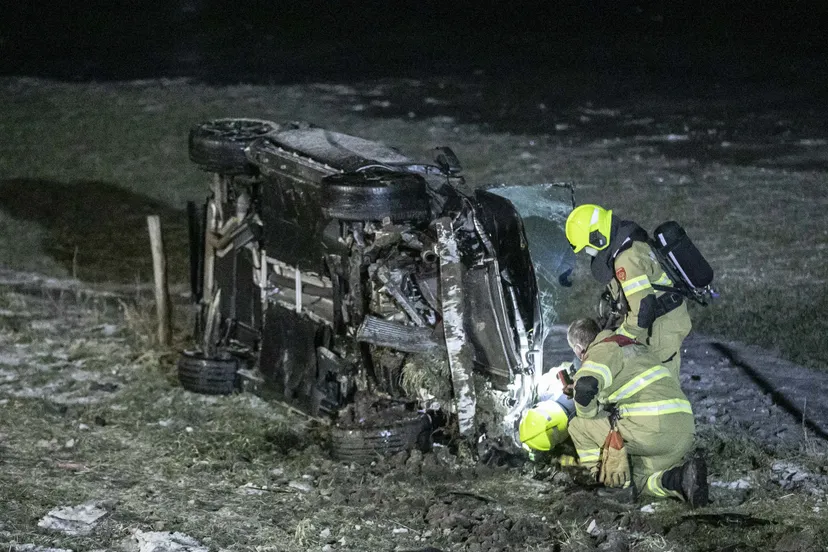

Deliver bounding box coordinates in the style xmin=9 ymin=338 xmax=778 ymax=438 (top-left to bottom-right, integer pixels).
xmin=434 ymin=146 xmax=463 ymax=175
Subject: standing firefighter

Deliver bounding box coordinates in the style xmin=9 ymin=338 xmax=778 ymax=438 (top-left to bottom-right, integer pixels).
xmin=565 ymin=204 xmax=692 ymax=378
xmin=566 ymin=318 xmax=708 ymax=506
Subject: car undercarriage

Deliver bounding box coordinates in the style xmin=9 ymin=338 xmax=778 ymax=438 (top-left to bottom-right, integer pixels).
xmin=179 ymin=118 xmax=576 ymax=461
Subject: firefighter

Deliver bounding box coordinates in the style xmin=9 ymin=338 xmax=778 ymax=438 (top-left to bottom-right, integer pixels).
xmin=565 ymin=204 xmax=691 ymax=379
xmin=565 ymin=318 xmax=708 ymax=506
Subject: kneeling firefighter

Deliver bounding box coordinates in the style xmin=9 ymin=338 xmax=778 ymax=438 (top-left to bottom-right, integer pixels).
xmin=565 ymin=204 xmax=711 ymax=379
xmin=565 ymin=318 xmax=708 ymax=506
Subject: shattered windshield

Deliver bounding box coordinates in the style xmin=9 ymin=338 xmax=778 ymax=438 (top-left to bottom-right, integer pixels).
xmin=487 ymin=182 xmax=576 ymax=337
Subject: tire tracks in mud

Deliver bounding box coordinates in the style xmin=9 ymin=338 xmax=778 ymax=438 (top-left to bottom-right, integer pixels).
xmin=681 ymin=333 xmax=828 ymax=451
xmin=711 ymin=342 xmax=828 ymax=442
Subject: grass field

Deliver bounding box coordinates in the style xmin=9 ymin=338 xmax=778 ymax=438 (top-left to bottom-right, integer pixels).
xmin=2 ymin=288 xmax=828 ymax=552
xmin=1 ymin=76 xmax=827 ymax=370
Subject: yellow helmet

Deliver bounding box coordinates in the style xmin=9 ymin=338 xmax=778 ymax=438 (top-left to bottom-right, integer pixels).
xmin=565 ymin=204 xmax=613 ymax=253
xmin=519 ymin=400 xmax=570 ymax=452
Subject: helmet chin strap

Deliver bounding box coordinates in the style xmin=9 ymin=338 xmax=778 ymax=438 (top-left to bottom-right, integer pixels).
xmin=584 ymin=246 xmax=598 ymax=257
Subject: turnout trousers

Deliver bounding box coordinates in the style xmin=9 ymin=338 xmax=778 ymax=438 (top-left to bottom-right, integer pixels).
xmin=569 ymin=413 xmax=694 ymax=499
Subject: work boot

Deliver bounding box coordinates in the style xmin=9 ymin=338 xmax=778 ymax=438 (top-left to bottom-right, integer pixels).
xmin=661 ymin=449 xmax=709 ymax=508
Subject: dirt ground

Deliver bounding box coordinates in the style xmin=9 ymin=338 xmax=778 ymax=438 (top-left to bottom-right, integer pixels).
xmin=1 ymin=272 xmax=828 ymax=552
xmin=1 ymin=74 xmax=828 ymax=551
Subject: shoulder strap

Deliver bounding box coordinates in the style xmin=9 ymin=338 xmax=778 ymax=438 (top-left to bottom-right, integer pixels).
xmin=613 ymin=225 xmax=651 ymax=259
xmin=600 ymin=334 xmax=641 ymax=347
xmin=652 ymin=283 xmax=684 ymax=294
xmin=612 ymin=237 xmax=633 ymax=260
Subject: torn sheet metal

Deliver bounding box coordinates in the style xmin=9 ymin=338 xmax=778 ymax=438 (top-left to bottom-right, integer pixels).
xmin=356 ymin=315 xmax=443 ymax=353
xmin=435 ymin=217 xmax=477 ymax=438
xmin=375 ymin=265 xmax=425 ymax=326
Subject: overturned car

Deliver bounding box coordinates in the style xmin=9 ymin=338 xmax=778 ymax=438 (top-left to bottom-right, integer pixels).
xmin=179 ymin=119 xmax=576 ymax=461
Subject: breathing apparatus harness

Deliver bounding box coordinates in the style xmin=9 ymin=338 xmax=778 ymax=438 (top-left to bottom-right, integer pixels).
xmin=595 ymin=220 xmax=717 ymax=331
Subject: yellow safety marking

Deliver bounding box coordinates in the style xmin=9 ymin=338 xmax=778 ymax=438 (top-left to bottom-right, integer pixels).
xmin=616 ymin=325 xmax=637 ymax=339
xmin=559 ymin=455 xmax=580 ymax=467
xmin=653 ymin=273 xmax=673 ymax=286
xmin=577 ymin=448 xmax=601 ymax=463
xmin=621 ymin=275 xmax=652 ymax=296
xmin=646 ymin=471 xmax=670 ymax=497
xmin=608 ymin=366 xmax=671 ymax=402
xmin=619 ymin=399 xmax=693 ymax=417
xmin=577 ymin=361 xmax=613 ymax=387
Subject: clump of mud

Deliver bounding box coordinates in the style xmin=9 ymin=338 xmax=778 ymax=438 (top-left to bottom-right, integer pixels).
xmin=425 ymin=494 xmax=554 ymax=550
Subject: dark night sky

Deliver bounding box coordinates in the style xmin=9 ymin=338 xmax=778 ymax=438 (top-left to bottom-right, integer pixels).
xmin=2 ymin=1 xmax=827 ymax=83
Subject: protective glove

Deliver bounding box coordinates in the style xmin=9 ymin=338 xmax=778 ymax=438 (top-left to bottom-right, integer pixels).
xmin=598 ymin=429 xmax=630 ymax=488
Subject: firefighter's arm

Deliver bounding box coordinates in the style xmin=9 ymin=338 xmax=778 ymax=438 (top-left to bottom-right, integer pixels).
xmin=613 ymin=251 xmax=657 ymax=340
xmin=572 ymin=343 xmax=621 ymax=418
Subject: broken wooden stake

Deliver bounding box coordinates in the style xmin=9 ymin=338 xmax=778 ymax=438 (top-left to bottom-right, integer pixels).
xmin=147 ymin=215 xmax=172 ymax=346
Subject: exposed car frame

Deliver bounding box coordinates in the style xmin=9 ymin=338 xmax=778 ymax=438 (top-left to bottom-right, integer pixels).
xmin=180 ymin=118 xmax=575 ymax=460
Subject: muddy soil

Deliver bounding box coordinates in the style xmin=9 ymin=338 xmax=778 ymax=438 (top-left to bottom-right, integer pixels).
xmin=1 ymin=273 xmax=828 ymax=552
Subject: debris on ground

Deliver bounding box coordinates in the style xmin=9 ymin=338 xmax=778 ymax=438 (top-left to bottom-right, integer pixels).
xmin=8 ymin=546 xmax=74 ymax=552
xmin=771 ymin=461 xmax=828 ymax=495
xmin=1 ymin=277 xmax=827 ymax=550
xmin=238 ymin=482 xmax=269 ymax=495
xmin=127 ymin=530 xmax=208 ymax=552
xmin=37 ymin=502 xmax=108 ymax=536
xmin=711 ymin=478 xmax=752 ymax=490
xmin=288 ymin=480 xmax=313 ymax=493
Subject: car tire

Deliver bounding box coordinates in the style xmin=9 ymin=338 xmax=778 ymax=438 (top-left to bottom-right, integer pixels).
xmin=320 ymin=171 xmax=430 ymax=222
xmin=177 ymin=350 xmax=241 ymax=395
xmin=188 ymin=118 xmax=280 ymax=175
xmin=331 ymin=411 xmax=432 ymax=463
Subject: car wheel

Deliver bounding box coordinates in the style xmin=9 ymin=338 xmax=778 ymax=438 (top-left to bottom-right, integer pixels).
xmin=177 ymin=350 xmax=241 ymax=395
xmin=331 ymin=410 xmax=432 ymax=463
xmin=320 ymin=171 xmax=430 ymax=222
xmin=188 ymin=118 xmax=280 ymax=175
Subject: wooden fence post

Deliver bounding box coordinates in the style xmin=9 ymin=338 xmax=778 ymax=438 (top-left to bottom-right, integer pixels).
xmin=147 ymin=215 xmax=172 ymax=346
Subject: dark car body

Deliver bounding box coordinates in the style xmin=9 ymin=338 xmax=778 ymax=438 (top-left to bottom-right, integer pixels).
xmin=184 ymin=119 xmax=575 ymax=452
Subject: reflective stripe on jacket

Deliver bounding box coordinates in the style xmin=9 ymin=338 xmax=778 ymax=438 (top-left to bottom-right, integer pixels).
xmin=573 ymin=330 xmax=694 ymax=423
xmin=608 ymin=241 xmax=675 ymax=340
